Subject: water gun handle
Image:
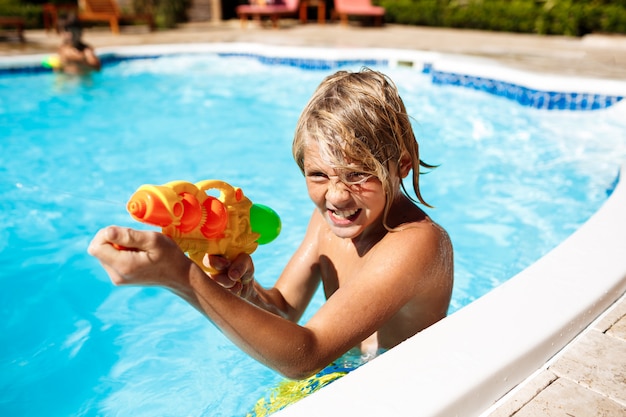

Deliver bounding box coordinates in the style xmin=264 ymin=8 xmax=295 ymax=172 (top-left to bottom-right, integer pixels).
xmin=126 ymin=180 xmax=281 ymax=274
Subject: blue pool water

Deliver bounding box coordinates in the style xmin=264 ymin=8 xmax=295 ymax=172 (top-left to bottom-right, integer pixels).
xmin=1 ymin=53 xmax=625 ymax=416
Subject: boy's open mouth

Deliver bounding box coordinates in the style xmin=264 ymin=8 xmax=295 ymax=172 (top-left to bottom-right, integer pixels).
xmin=328 ymin=208 xmax=361 ymax=223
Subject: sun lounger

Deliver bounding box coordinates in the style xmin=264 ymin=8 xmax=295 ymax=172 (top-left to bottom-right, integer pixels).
xmin=333 ymin=0 xmax=385 ymax=26
xmin=236 ymin=0 xmax=300 ymax=29
xmin=0 ymin=16 xmax=25 ymax=42
xmin=78 ymin=0 xmax=155 ymax=34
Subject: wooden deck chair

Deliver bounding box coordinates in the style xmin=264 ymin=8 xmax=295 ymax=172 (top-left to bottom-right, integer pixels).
xmin=78 ymin=0 xmax=155 ymax=34
xmin=333 ymin=0 xmax=385 ymax=26
xmin=0 ymin=16 xmax=25 ymax=42
xmin=236 ymin=0 xmax=300 ymax=29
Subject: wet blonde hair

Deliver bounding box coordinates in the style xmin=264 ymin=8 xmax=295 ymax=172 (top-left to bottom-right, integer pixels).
xmin=293 ymin=68 xmax=434 ymax=229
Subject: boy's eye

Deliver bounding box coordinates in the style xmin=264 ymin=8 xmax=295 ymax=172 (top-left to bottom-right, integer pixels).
xmin=344 ymin=172 xmax=371 ymax=184
xmin=305 ymin=170 xmax=372 ymax=185
xmin=306 ymin=171 xmax=329 ymax=181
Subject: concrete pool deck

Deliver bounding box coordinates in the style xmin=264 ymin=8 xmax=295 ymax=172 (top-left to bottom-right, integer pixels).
xmin=2 ymin=20 xmax=625 ymax=416
xmin=1 ymin=19 xmax=626 ymax=81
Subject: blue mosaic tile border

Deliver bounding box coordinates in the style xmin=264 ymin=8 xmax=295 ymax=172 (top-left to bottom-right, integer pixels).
xmin=430 ymin=69 xmax=624 ymax=111
xmin=216 ymin=52 xmax=386 ymax=70
xmin=1 ymin=52 xmax=623 ymax=110
xmin=100 ymin=54 xmax=162 ymax=67
xmin=0 ymin=64 xmax=50 ymax=75
xmin=0 ymin=53 xmax=385 ymax=74
xmin=0 ymin=53 xmax=164 ymax=76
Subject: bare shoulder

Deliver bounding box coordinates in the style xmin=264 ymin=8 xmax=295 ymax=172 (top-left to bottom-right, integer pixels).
xmin=381 ymin=215 xmax=453 ymax=279
xmin=356 ymin=206 xmax=454 ymax=346
xmin=379 ymin=202 xmax=454 ymax=306
xmin=384 ymin=198 xmax=452 ymax=268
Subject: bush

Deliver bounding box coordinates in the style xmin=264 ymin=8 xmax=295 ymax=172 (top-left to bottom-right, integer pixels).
xmin=378 ymin=0 xmax=626 ymax=36
xmin=600 ymin=4 xmax=626 ymax=32
xmin=0 ymin=0 xmax=45 ymax=28
xmin=132 ymin=0 xmax=189 ymax=28
xmin=382 ymin=0 xmax=446 ymax=26
xmin=536 ymin=0 xmax=603 ymax=36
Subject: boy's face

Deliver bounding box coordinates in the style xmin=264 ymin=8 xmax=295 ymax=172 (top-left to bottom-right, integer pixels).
xmin=302 ymin=142 xmax=387 ymax=240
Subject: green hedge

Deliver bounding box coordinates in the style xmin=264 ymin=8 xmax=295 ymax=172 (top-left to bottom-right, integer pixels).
xmin=132 ymin=0 xmax=189 ymax=28
xmin=378 ymin=0 xmax=626 ymax=36
xmin=0 ymin=0 xmax=45 ymax=28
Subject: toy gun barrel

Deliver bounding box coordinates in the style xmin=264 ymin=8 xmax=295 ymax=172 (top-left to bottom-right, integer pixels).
xmin=127 ymin=185 xmax=229 ymax=239
xmin=125 ymin=181 xmax=281 ymax=265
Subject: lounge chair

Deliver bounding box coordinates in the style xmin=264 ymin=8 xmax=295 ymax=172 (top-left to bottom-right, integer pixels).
xmin=0 ymin=16 xmax=25 ymax=42
xmin=78 ymin=0 xmax=155 ymax=34
xmin=236 ymin=0 xmax=300 ymax=29
xmin=333 ymin=0 xmax=385 ymax=26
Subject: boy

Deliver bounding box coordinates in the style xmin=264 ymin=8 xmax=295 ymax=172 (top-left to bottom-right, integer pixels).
xmin=88 ymin=68 xmax=453 ymax=379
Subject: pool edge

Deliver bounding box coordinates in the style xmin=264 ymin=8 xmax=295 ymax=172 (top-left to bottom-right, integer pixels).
xmin=275 ymin=161 xmax=626 ymax=416
xmin=2 ymin=43 xmax=625 ymax=111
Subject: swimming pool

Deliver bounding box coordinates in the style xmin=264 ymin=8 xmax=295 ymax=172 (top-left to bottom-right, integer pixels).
xmin=1 ymin=44 xmax=625 ymax=416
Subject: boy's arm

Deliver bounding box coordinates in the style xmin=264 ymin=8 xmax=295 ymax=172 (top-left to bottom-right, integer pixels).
xmin=88 ymin=225 xmax=325 ymax=379
xmin=204 ymin=254 xmax=302 ymax=321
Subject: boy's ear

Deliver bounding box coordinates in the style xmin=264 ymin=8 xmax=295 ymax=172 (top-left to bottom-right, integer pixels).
xmin=399 ymin=154 xmax=412 ymax=178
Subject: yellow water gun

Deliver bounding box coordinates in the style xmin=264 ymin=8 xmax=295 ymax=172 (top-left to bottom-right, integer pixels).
xmin=126 ymin=180 xmax=281 ymax=273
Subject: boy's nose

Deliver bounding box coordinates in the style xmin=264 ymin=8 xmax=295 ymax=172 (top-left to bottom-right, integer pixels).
xmin=326 ymin=178 xmax=351 ymax=203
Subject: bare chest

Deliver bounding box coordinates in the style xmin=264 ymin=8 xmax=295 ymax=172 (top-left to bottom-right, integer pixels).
xmin=318 ymin=242 xmax=369 ymax=299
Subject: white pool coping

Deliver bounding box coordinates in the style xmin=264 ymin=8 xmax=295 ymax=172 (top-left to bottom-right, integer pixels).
xmin=4 ymin=44 xmax=626 ymax=416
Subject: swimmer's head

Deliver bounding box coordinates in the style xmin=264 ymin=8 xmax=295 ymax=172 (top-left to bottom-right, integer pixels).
xmin=60 ymin=13 xmax=85 ymax=50
xmin=293 ymin=69 xmax=433 ymax=227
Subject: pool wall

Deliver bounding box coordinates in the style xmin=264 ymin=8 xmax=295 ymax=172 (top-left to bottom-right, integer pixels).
xmin=3 ymin=44 xmax=625 ymax=416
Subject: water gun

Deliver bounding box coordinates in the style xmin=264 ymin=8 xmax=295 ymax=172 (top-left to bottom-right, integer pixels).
xmin=126 ymin=180 xmax=281 ymax=273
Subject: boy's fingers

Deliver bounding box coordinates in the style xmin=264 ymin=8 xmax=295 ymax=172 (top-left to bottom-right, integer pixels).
xmin=212 ymin=273 xmax=238 ymax=289
xmin=88 ymin=226 xmax=151 ymax=261
xmin=228 ymin=253 xmax=253 ymax=281
xmin=88 ymin=226 xmax=117 ymax=256
xmin=106 ymin=226 xmax=145 ymax=248
xmin=204 ymin=254 xmax=230 ymax=271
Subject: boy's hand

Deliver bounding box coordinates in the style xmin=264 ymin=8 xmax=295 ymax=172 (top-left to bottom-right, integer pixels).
xmin=88 ymin=226 xmax=191 ymax=288
xmin=204 ymin=253 xmax=255 ymax=298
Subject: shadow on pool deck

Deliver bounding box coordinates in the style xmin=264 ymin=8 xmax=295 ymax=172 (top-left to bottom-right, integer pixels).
xmin=2 ymin=19 xmax=625 ymax=416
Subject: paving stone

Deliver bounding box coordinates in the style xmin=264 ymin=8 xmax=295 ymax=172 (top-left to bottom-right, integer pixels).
xmin=596 ymin=297 xmax=626 ymax=336
xmin=487 ymin=371 xmax=558 ymax=417
xmin=606 ymin=312 xmax=626 ymax=341
xmin=513 ymin=377 xmax=626 ymax=416
xmin=550 ymin=329 xmax=626 ymax=405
